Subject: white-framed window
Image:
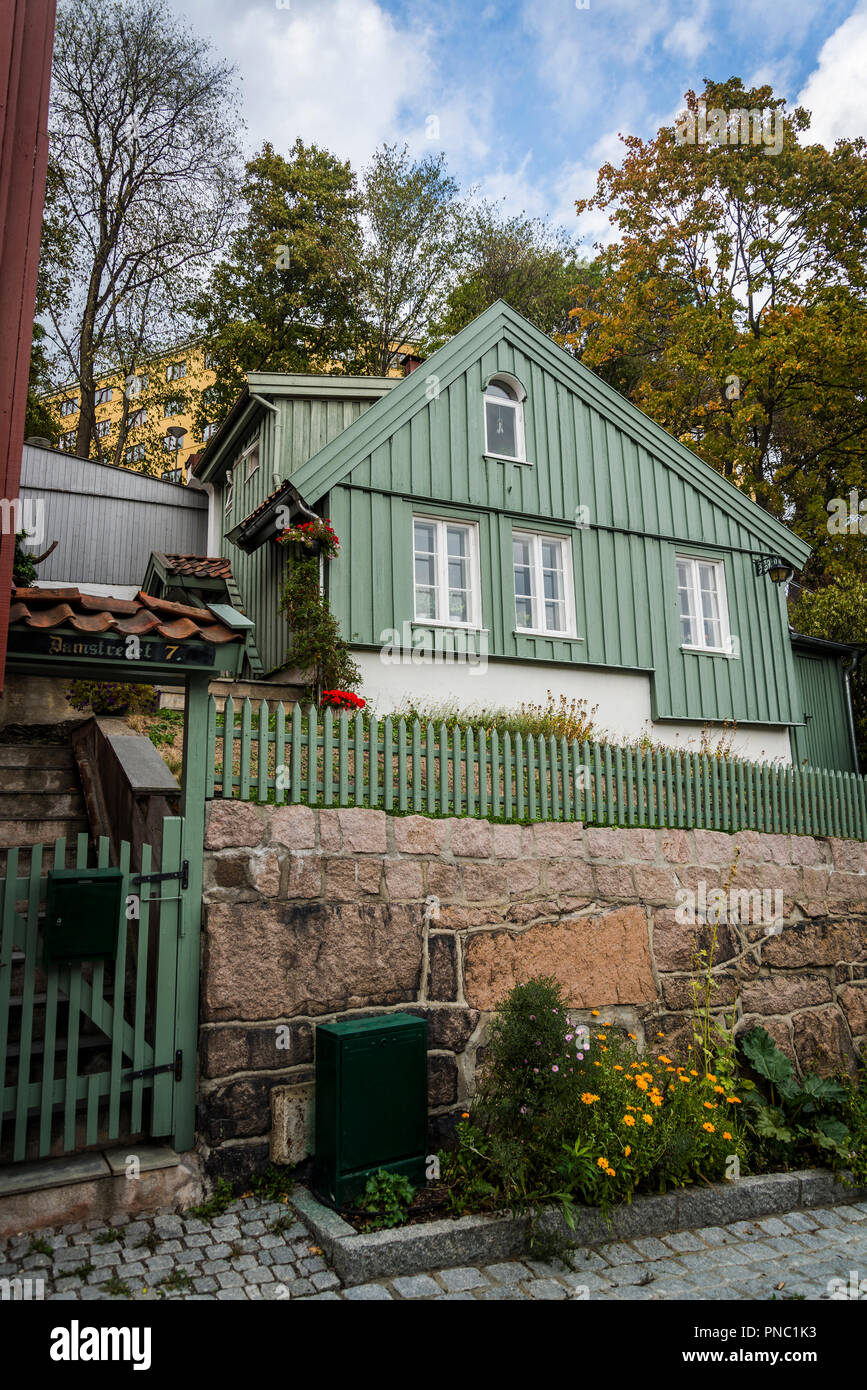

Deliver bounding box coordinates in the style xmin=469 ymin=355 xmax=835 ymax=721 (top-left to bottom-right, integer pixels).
xmin=95 ymin=418 xmax=111 ymax=439
xmin=224 ymin=470 xmax=234 ymax=514
xmin=128 ymin=407 xmax=146 ymax=428
xmin=166 ymin=361 xmax=186 ymax=381
xmin=164 ymin=398 xmax=184 ymax=417
xmin=163 ymin=433 xmax=181 ymax=452
xmin=60 ymin=397 xmax=77 ymax=416
xmin=60 ymin=430 xmax=76 ymax=450
xmin=125 ymin=443 xmax=146 ymax=464
xmin=161 ymin=467 xmax=183 ymax=484
xmin=204 ymin=351 xmax=218 ymax=370
xmin=94 ymin=386 xmax=112 ymax=405
xmin=242 ymin=441 xmax=259 ymax=482
xmin=203 ymin=421 xmax=218 ymax=441
xmin=676 ymin=554 xmax=731 ymax=653
xmin=484 ymin=374 xmax=525 ymax=461
xmin=412 ymin=516 xmax=481 ymax=627
xmin=512 ymin=529 xmax=575 ymax=636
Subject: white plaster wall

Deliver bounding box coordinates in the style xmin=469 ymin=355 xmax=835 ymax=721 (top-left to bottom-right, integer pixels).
xmin=353 ymin=650 xmax=793 ymax=765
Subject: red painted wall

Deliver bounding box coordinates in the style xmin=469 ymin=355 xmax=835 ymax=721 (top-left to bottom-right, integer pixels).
xmin=0 ymin=1 xmax=56 ymax=689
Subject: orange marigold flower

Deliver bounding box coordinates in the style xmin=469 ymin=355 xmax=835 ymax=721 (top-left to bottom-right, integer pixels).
xmin=690 ymin=1069 xmax=699 ymax=1077
xmin=679 ymin=1075 xmax=690 ymax=1084
xmin=606 ymin=1167 xmax=616 ymax=1177
xmin=727 ymin=1096 xmax=742 ymax=1104
xmin=650 ymin=1094 xmax=663 ymax=1106
xmin=591 ymin=1010 xmax=600 ymax=1016
xmin=714 ymin=1085 xmax=725 ymax=1094
xmin=623 ymin=1115 xmax=636 ymax=1127
xmin=703 ymin=1101 xmax=715 ymax=1109
xmin=614 ymin=1065 xmax=624 ymax=1072
xmin=723 ymin=1132 xmax=732 ymax=1141
xmin=625 ymin=1145 xmax=632 ymax=1156
xmin=657 ymin=1032 xmax=665 ymax=1038
xmin=581 ymin=1093 xmax=600 ymax=1104
xmin=703 ymin=1122 xmax=715 ymax=1133
xmin=595 ymin=1034 xmax=607 ymax=1041
xmin=627 ymin=1033 xmax=637 ymax=1040
xmin=635 ymin=1078 xmax=649 ymax=1091
xmin=658 ymin=1055 xmax=672 ymax=1064
xmin=642 ymin=1114 xmax=653 ymax=1126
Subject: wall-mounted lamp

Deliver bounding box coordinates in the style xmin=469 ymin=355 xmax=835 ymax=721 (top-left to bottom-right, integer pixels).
xmin=754 ymin=554 xmax=795 ymax=584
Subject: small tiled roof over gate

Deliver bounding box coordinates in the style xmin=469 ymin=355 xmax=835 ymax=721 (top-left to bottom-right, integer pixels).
xmin=157 ymin=554 xmax=233 ymax=581
xmin=10 ymin=588 xmax=244 ymax=645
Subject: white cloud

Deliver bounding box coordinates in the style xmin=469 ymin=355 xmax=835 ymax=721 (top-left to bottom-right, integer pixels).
xmin=172 ymin=0 xmax=434 ymax=170
xmin=797 ymin=0 xmax=867 ymax=145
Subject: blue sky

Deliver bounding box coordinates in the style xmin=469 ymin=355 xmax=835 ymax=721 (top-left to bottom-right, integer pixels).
xmin=170 ymin=0 xmax=867 ymax=250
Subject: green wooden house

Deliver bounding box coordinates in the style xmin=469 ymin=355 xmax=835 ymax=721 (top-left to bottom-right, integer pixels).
xmin=190 ymin=301 xmax=859 ymax=772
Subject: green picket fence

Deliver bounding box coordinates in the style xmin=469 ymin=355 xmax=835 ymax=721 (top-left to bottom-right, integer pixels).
xmin=206 ymin=697 xmax=867 ymax=840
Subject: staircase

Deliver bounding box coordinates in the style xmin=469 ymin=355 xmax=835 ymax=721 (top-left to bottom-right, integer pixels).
xmin=0 ymin=742 xmax=90 ymax=869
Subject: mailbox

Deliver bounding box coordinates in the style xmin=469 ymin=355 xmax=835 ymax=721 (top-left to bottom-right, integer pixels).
xmin=43 ymin=868 xmax=125 ymax=967
xmin=313 ymin=1013 xmax=428 ymax=1205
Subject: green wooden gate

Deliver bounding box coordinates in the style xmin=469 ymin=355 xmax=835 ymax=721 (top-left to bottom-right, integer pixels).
xmin=0 ymin=816 xmax=193 ymax=1163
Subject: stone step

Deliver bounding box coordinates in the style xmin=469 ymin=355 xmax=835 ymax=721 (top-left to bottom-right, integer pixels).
xmin=0 ymin=1144 xmax=200 ymax=1235
xmin=0 ymin=817 xmax=90 ymax=849
xmin=0 ymin=745 xmax=76 ymax=769
xmin=1 ymin=768 xmax=81 ymax=794
xmin=0 ymin=792 xmax=86 ymax=820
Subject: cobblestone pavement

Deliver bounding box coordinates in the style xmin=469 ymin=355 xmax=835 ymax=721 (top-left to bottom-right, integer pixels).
xmin=3 ymin=1198 xmax=866 ymax=1301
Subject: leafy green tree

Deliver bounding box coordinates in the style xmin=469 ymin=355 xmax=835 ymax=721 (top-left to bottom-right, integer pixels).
xmin=427 ymin=201 xmax=598 ymax=348
xmin=190 ymin=139 xmax=365 ymax=437
xmin=355 ymin=144 xmax=467 ymax=374
xmin=42 ymin=0 xmax=242 ymax=464
xmin=566 ymin=78 xmax=867 ymax=570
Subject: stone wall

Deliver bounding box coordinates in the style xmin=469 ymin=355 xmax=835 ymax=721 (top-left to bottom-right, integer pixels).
xmin=198 ymin=803 xmax=867 ymax=1182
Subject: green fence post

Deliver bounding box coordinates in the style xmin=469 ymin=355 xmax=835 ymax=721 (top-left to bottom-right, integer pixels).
xmin=174 ymin=671 xmax=210 ymax=1151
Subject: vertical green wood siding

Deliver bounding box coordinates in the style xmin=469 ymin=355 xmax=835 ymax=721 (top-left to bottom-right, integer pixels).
xmin=790 ymin=650 xmax=856 ymax=773
xmin=218 ymin=397 xmax=375 ymax=673
xmin=325 ymin=338 xmax=800 ymax=726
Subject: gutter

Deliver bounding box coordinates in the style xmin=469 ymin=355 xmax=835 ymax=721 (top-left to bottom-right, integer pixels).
xmin=843 ymin=651 xmax=861 ymax=774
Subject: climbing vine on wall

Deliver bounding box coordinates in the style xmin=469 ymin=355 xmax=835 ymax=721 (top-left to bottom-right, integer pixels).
xmin=278 ymin=549 xmax=361 ymax=703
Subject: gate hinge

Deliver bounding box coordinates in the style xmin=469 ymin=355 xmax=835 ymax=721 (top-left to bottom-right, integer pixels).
xmin=126 ymin=1049 xmax=183 ymax=1083
xmin=132 ymin=860 xmax=189 ymax=890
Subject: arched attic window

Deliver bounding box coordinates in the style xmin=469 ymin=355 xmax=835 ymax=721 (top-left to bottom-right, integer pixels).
xmin=484 ymin=374 xmax=526 ymax=461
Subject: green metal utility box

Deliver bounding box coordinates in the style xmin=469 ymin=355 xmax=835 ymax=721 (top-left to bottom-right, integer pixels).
xmin=43 ymin=868 xmax=125 ymax=967
xmin=313 ymin=1013 xmax=428 ymax=1205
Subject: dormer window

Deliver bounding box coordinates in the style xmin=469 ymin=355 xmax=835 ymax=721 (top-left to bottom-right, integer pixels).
xmin=484 ymin=375 xmax=525 ymax=461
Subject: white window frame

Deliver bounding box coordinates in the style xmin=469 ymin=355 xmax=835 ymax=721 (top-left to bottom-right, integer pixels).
xmin=203 ymin=421 xmax=218 ymax=441
xmin=512 ymin=529 xmax=577 ymax=638
xmin=166 ymin=361 xmax=187 ymax=381
xmin=125 ymin=443 xmax=146 ymax=464
xmin=95 ymin=418 xmax=111 ymax=439
xmin=60 ymin=430 xmax=76 ymax=450
xmin=484 ymin=373 xmax=527 ymax=463
xmin=676 ymin=553 xmax=732 ymax=655
xmin=224 ymin=470 xmax=234 ymax=514
xmin=242 ymin=440 xmax=259 ymax=483
xmin=94 ymin=387 xmax=112 ymax=405
xmin=412 ymin=514 xmax=482 ymax=629
xmin=128 ymin=407 xmax=146 ymax=429
xmin=164 ymin=399 xmax=184 ymax=417
xmin=60 ymin=397 xmax=78 ymax=416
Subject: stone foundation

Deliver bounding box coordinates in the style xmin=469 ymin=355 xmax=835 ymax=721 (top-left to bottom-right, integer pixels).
xmin=199 ymin=804 xmax=867 ymax=1182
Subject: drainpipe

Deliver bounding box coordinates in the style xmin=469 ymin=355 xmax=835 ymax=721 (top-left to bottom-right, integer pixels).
xmin=842 ymin=652 xmax=860 ymax=774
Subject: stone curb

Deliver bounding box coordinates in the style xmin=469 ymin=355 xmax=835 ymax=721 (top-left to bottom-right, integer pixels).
xmin=291 ymin=1169 xmax=867 ymax=1286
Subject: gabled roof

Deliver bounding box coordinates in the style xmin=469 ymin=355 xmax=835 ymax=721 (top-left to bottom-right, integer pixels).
xmin=288 ymin=300 xmax=811 ymax=566
xmin=191 ymin=371 xmax=399 ymax=486
xmin=160 ymin=553 xmax=233 ymax=580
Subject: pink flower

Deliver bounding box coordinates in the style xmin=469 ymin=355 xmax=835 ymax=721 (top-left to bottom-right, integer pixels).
xmin=552 ymin=1065 xmax=559 ymax=1073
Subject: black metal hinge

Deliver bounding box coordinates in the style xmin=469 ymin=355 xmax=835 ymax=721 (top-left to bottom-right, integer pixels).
xmin=126 ymin=1050 xmax=183 ymax=1083
xmin=132 ymin=861 xmax=189 ymax=890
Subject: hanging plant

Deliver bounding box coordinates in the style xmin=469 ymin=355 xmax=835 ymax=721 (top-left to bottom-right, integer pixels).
xmin=275 ymin=517 xmax=340 ymax=558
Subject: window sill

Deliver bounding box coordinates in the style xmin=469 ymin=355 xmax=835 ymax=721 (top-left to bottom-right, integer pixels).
xmin=483 ymin=453 xmax=534 ymax=466
xmin=514 ymin=629 xmax=582 ymax=641
xmin=411 ymin=620 xmax=487 ymax=633
xmin=681 ymin=643 xmax=736 ymax=658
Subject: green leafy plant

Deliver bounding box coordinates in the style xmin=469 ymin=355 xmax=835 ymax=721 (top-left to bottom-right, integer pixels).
xmin=359 ymin=1169 xmax=416 ymax=1229
xmin=100 ymin=1274 xmax=132 ymax=1298
xmin=185 ymin=1177 xmax=236 ymax=1222
xmin=13 ymin=532 xmax=38 ymax=587
xmin=156 ymin=1269 xmax=195 ymax=1295
xmin=250 ymin=1163 xmax=295 ymax=1203
xmin=28 ymin=1235 xmax=52 ymax=1256
xmin=442 ymin=977 xmax=748 ymax=1224
xmin=278 ymin=554 xmax=360 ymax=701
xmin=143 ymin=708 xmax=184 ymax=747
xmin=94 ymin=1227 xmax=122 ymax=1245
xmin=65 ymin=680 xmax=159 ymax=717
xmin=738 ymin=1027 xmax=852 ymax=1168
